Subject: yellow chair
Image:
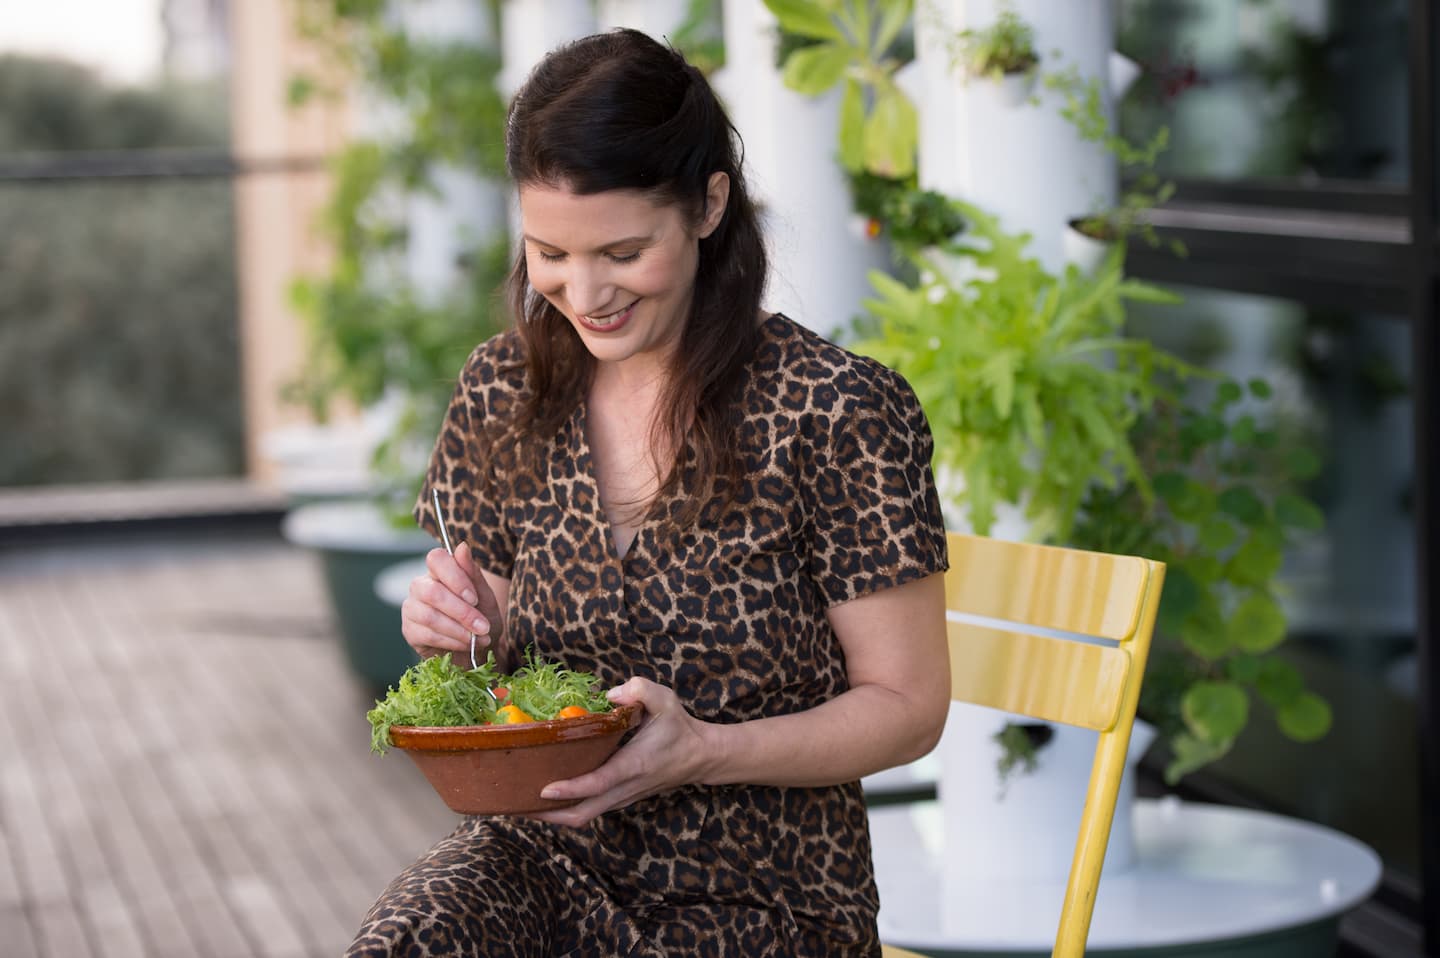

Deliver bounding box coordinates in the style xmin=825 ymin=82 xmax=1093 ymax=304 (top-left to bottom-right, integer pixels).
xmin=882 ymin=532 xmax=1165 ymax=958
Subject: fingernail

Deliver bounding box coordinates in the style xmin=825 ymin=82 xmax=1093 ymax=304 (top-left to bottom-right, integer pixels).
xmin=540 ymin=787 xmax=559 ymax=800
xmin=606 ymin=685 xmax=623 ymax=700
xmin=472 ymin=617 xmax=488 ymax=633
xmin=462 ymin=588 xmax=478 ymax=605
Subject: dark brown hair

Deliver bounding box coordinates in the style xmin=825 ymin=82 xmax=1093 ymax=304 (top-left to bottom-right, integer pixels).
xmin=503 ymin=28 xmax=768 ymax=523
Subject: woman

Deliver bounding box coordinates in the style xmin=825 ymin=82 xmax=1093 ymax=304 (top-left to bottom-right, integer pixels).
xmin=349 ymin=28 xmax=950 ymax=957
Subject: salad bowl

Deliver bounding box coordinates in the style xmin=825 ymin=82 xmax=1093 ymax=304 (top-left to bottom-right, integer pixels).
xmin=390 ymin=704 xmax=642 ymax=815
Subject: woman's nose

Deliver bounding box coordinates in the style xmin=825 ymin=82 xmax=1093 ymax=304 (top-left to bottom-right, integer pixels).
xmin=565 ymin=263 xmax=615 ymax=317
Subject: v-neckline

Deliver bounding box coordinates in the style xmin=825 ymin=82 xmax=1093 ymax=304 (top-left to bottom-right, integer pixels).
xmin=574 ymin=399 xmax=648 ymax=564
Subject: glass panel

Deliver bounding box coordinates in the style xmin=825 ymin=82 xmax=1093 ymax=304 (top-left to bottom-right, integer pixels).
xmin=1130 ymin=286 xmax=1420 ymax=880
xmin=1118 ymin=0 xmax=1410 ymax=185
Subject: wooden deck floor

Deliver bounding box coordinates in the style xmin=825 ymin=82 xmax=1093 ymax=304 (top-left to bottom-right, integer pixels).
xmin=0 ymin=525 xmax=461 ymax=958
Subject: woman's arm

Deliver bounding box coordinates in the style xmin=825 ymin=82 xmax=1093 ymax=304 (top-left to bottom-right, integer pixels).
xmin=533 ymin=571 xmax=949 ymax=825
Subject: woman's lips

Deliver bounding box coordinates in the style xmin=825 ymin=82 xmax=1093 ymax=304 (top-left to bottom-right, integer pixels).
xmin=577 ymin=300 xmax=638 ymax=333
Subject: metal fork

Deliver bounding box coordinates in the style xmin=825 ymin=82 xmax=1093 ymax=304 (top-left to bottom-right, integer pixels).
xmin=431 ymin=489 xmax=479 ymax=670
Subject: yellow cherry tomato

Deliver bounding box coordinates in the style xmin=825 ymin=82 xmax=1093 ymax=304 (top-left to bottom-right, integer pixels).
xmin=495 ymin=704 xmax=535 ymax=725
xmin=557 ymin=705 xmax=591 ymax=720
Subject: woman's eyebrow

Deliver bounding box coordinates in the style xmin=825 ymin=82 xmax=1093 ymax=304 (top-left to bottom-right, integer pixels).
xmin=522 ymin=233 xmax=653 ymax=250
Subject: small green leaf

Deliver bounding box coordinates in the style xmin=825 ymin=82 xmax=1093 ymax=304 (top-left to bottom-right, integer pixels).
xmin=1164 ymin=731 xmax=1232 ymax=785
xmin=1152 ymin=471 xmax=1188 ymax=505
xmin=1277 ymin=691 xmax=1332 ymax=741
xmin=1215 ymin=380 xmax=1243 ymax=406
xmin=1285 ymin=447 xmax=1323 ymax=480
xmin=1255 ymin=658 xmax=1304 ymax=707
xmin=781 ymin=42 xmax=851 ymax=96
xmin=1226 ymin=532 xmax=1283 ymax=588
xmin=838 ymin=79 xmax=865 ymax=171
xmin=1275 ymin=493 xmax=1325 ymax=531
xmin=1156 ymin=566 xmax=1201 ymax=634
xmin=762 ymin=0 xmax=845 ymax=41
xmin=1248 ymin=377 xmax=1273 ymax=398
xmin=1180 ymin=610 xmax=1232 ymax=659
xmin=862 ymin=86 xmax=918 ymax=177
xmin=1230 ymin=592 xmax=1286 ymax=653
xmin=1198 ymin=515 xmax=1237 ymax=552
xmin=1182 ymin=680 xmax=1249 ymax=744
xmin=1218 ymin=485 xmax=1265 ymax=523
xmin=875 ymin=0 xmax=914 ymax=55
xmin=1226 ymin=653 xmax=1263 ymax=683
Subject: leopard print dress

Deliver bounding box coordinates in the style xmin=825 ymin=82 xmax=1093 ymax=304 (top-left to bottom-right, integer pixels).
xmin=347 ymin=314 xmax=947 ymax=957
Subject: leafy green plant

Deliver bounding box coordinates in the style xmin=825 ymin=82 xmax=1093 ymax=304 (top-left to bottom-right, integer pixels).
xmin=847 ymin=171 xmax=967 ymax=254
xmin=953 ymin=1 xmax=1039 ymax=81
xmin=854 ymin=202 xmax=1187 ymax=541
xmin=1071 ymin=380 xmax=1332 ymax=783
xmin=764 ymin=0 xmax=918 ymax=177
xmin=1044 ymin=64 xmax=1185 ymax=256
xmin=286 ymin=1 xmax=511 ymax=519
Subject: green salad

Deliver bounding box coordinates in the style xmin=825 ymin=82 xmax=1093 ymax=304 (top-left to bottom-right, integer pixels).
xmin=367 ymin=649 xmax=613 ymax=754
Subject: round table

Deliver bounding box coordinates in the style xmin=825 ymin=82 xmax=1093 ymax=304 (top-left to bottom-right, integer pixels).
xmin=870 ymin=797 xmax=1382 ymax=958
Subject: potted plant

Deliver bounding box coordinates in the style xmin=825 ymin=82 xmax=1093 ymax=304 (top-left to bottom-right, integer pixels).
xmin=953 ymin=1 xmax=1041 ymax=105
xmin=281 ymin=2 xmax=511 ymax=693
xmin=763 ymin=0 xmax=919 ymax=178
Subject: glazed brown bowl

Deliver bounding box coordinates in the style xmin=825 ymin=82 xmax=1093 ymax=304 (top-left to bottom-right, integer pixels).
xmin=389 ymin=704 xmax=642 ymax=815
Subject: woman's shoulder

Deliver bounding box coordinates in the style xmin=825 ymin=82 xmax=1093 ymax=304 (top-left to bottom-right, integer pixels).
xmin=459 ymin=327 xmax=530 ymax=398
xmin=754 ymin=312 xmax=916 ymax=417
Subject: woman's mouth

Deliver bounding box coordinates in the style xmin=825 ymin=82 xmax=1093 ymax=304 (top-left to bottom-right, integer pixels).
xmin=577 ymin=300 xmax=638 ymax=333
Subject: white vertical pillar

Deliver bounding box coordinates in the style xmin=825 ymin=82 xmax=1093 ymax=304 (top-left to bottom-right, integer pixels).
xmin=498 ymin=0 xmax=598 ymax=100
xmin=714 ymin=0 xmax=890 ymax=338
xmin=595 ymin=0 xmax=690 ymax=38
xmin=398 ymin=0 xmax=506 ymax=303
xmin=915 ymin=0 xmax=1118 ymax=273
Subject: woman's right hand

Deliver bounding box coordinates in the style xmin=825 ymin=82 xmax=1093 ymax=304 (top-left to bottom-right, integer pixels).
xmin=401 ymin=541 xmax=506 ymax=665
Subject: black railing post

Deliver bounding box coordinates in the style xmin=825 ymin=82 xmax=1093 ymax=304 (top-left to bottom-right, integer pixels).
xmin=1409 ymin=0 xmax=1439 ymax=954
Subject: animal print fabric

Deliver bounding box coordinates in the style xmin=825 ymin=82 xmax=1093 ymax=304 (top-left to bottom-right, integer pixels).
xmin=347 ymin=313 xmax=948 ymax=957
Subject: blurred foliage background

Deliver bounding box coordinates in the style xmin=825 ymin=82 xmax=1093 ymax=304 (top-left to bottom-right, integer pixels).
xmin=0 ymin=54 xmax=242 ymax=486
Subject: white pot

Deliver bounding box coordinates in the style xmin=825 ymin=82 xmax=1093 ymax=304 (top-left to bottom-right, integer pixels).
xmin=991 ymin=68 xmax=1038 ymax=108
xmin=937 ymin=702 xmax=1157 ymax=885
xmin=1063 ymin=220 xmax=1114 ymax=275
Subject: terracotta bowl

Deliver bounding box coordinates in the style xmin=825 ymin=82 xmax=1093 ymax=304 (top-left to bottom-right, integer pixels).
xmin=389 ymin=704 xmax=642 ymax=815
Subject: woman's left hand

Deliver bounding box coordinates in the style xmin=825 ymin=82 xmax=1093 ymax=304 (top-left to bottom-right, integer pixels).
xmin=531 ymin=677 xmax=714 ymax=827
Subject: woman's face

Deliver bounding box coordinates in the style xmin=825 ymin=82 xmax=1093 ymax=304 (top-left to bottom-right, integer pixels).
xmin=518 ymin=174 xmax=728 ymax=373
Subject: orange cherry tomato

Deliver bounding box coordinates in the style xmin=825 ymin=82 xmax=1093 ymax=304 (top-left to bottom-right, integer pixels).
xmin=495 ymin=704 xmax=535 ymax=724
xmin=557 ymin=705 xmax=591 ymax=720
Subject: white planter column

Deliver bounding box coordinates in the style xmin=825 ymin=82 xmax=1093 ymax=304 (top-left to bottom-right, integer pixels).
xmin=399 ymin=0 xmax=507 ymax=303
xmin=714 ymin=0 xmax=890 ymax=338
xmin=499 ymin=0 xmax=598 ymax=101
xmin=915 ymin=0 xmax=1118 ymax=273
xmin=596 ymin=0 xmax=690 ymax=36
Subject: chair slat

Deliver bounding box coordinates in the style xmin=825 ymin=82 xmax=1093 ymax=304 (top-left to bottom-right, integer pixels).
xmin=945 ymin=533 xmax=1151 ymax=640
xmin=947 ymin=621 xmax=1132 ymax=731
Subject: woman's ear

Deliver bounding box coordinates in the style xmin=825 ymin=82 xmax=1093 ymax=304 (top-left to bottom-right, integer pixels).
xmin=697 ymin=171 xmax=730 ymax=238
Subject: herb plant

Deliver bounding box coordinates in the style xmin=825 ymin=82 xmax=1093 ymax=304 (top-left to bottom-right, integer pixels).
xmin=764 ymin=0 xmax=919 ymax=177
xmin=954 ymin=1 xmax=1039 ymax=81
xmin=854 ymin=201 xmax=1188 ymax=541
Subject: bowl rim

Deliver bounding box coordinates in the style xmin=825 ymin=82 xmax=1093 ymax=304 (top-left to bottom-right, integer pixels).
xmin=388 ymin=702 xmax=641 ymax=751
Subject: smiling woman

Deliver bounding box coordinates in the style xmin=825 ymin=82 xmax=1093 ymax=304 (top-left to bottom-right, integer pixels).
xmin=347 ymin=28 xmax=952 ymax=958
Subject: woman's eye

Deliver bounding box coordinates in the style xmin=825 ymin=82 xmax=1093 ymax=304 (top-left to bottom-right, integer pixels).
xmin=607 ymin=251 xmax=641 ymax=264
xmin=536 ymin=250 xmax=565 ymax=263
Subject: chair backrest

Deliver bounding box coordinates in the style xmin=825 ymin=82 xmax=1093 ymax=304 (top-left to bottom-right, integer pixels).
xmin=944 ymin=531 xmax=1165 ymax=958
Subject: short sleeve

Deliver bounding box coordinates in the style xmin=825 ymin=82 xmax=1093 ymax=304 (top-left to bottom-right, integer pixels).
xmin=805 ymin=363 xmax=949 ymax=606
xmin=413 ymin=336 xmax=521 ymax=578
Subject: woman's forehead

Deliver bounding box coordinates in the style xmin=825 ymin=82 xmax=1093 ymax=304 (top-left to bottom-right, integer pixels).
xmin=518 ymin=184 xmax=679 ymax=242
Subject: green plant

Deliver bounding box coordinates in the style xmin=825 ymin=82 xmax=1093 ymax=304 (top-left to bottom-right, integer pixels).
xmin=1044 ymin=64 xmax=1185 ymax=256
xmin=286 ymin=1 xmax=511 ymax=520
xmin=1071 ymin=380 xmax=1333 ymax=784
xmin=847 ymin=171 xmax=967 ymax=254
xmin=764 ymin=0 xmax=918 ymax=177
xmin=854 ymin=202 xmax=1187 ymax=542
xmin=953 ymin=1 xmax=1039 ymax=81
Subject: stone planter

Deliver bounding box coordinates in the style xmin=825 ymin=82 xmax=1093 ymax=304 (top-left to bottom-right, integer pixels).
xmin=282 ymin=498 xmax=434 ymax=694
